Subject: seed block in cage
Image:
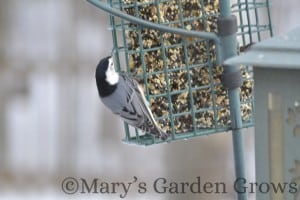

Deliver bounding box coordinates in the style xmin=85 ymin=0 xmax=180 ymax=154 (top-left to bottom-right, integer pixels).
xmin=120 ymin=0 xmax=254 ymax=138
xmin=87 ymin=0 xmax=273 ymax=145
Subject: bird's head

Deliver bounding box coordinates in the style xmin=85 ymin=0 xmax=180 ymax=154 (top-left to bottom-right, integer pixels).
xmin=96 ymin=56 xmax=119 ymax=85
xmin=95 ymin=56 xmax=119 ymax=97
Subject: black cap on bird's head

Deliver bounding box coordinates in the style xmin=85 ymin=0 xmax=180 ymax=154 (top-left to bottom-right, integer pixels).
xmin=95 ymin=56 xmax=119 ymax=97
xmin=96 ymin=56 xmax=111 ymax=77
xmin=96 ymin=49 xmax=116 ymax=76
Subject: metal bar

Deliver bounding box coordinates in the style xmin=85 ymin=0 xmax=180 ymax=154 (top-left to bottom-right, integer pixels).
xmin=160 ymin=40 xmax=176 ymax=139
xmin=266 ymin=0 xmax=273 ymax=36
xmin=109 ymin=5 xmax=121 ymax=70
xmin=208 ymin=54 xmax=219 ymax=129
xmin=118 ymin=0 xmax=130 ymax=72
xmin=124 ymin=123 xmax=131 ymax=141
xmin=245 ymin=0 xmax=253 ymax=43
xmin=237 ymin=0 xmax=246 ymax=45
xmin=183 ymin=39 xmax=197 ymax=136
xmin=219 ymin=1 xmax=248 ymax=200
xmin=253 ymin=0 xmax=261 ymax=41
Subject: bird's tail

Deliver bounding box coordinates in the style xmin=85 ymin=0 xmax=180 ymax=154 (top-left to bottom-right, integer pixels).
xmin=150 ymin=126 xmax=169 ymax=141
xmin=159 ymin=129 xmax=169 ymax=141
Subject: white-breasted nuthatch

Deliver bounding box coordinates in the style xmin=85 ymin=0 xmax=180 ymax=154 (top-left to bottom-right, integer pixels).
xmin=95 ymin=56 xmax=169 ymax=140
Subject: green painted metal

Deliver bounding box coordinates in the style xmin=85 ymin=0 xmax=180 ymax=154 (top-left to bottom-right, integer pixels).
xmin=219 ymin=0 xmax=247 ymax=199
xmin=254 ymin=68 xmax=300 ymax=200
xmin=87 ymin=0 xmax=272 ymax=146
xmin=226 ymin=27 xmax=300 ymax=69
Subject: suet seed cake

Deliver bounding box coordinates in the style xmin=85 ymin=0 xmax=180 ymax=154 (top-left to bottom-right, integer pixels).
xmin=121 ymin=0 xmax=253 ymax=135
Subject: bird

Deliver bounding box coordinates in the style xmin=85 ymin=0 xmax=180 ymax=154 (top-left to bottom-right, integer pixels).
xmin=95 ymin=56 xmax=169 ymax=141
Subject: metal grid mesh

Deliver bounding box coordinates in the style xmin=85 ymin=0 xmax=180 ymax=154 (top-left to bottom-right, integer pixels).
xmin=105 ymin=0 xmax=272 ymax=145
xmin=232 ymin=0 xmax=273 ymax=45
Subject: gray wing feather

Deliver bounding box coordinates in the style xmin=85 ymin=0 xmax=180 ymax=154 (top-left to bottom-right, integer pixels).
xmin=117 ymin=74 xmax=168 ymax=139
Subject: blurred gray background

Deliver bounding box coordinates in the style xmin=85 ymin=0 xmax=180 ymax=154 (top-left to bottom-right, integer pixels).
xmin=0 ymin=0 xmax=299 ymax=199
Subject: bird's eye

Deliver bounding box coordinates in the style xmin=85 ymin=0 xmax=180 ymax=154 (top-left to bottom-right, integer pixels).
xmin=109 ymin=63 xmax=114 ymax=70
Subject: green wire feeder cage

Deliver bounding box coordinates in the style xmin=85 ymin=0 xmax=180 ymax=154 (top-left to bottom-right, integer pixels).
xmin=88 ymin=0 xmax=273 ymax=145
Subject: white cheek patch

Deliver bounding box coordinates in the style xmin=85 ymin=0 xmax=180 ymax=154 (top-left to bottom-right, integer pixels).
xmin=105 ymin=58 xmax=119 ymax=85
